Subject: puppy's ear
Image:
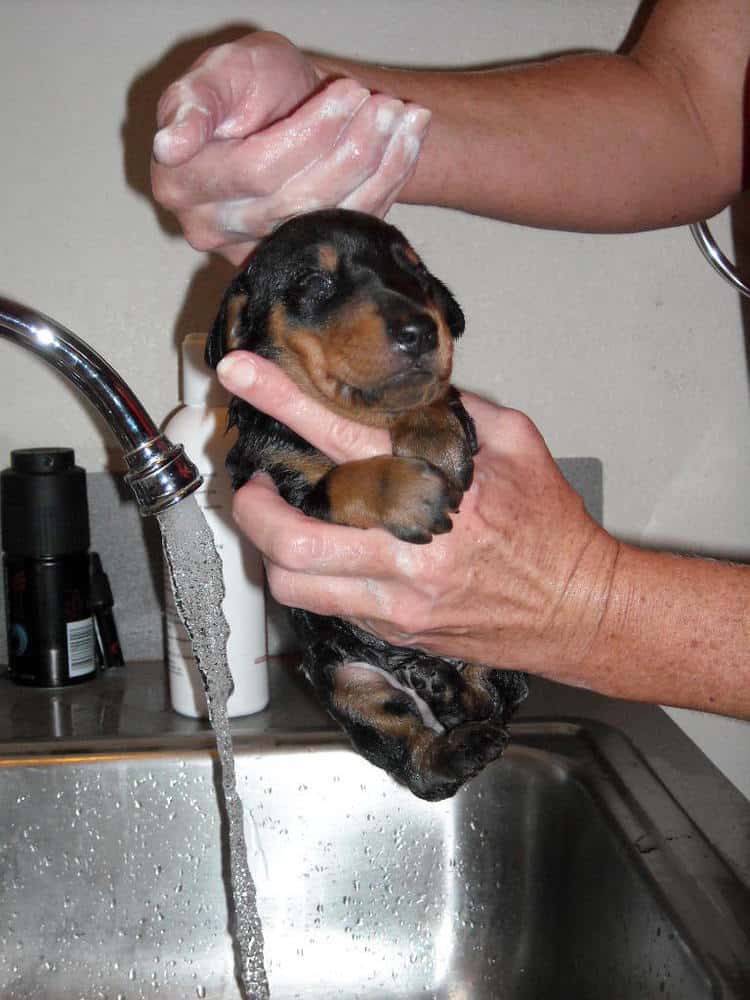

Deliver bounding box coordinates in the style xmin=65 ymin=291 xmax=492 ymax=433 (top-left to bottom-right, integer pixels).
xmin=431 ymin=276 xmax=465 ymax=339
xmin=205 ymin=283 xmax=250 ymax=369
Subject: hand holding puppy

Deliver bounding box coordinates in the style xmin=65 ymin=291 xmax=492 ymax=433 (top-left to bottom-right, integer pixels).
xmin=217 ymin=351 xmax=615 ymax=682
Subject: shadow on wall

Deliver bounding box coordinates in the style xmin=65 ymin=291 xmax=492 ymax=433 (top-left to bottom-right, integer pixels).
xmin=121 ymin=23 xmax=255 ymax=350
xmin=120 ymin=24 xmax=260 ymax=611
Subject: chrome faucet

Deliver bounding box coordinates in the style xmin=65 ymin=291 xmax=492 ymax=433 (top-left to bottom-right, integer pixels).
xmin=0 ymin=295 xmax=202 ymax=515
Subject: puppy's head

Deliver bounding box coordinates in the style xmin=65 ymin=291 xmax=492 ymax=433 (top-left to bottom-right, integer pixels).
xmin=206 ymin=209 xmax=465 ymax=423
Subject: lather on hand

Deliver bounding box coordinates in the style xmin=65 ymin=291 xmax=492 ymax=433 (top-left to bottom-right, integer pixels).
xmin=151 ymin=32 xmax=430 ymax=264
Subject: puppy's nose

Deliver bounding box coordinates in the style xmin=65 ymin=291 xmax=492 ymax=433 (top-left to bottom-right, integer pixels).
xmin=391 ymin=313 xmax=438 ymax=357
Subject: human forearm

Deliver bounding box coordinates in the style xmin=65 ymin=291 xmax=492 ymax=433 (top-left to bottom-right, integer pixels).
xmin=578 ymin=543 xmax=750 ymax=716
xmin=313 ymin=46 xmax=743 ymax=233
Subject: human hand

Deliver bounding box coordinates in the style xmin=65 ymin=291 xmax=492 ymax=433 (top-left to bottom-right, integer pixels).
xmin=151 ymin=32 xmax=431 ymax=264
xmin=216 ymin=351 xmax=620 ymax=682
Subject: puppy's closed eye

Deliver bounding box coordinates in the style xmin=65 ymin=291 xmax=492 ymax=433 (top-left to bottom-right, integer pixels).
xmin=289 ymin=269 xmax=337 ymax=309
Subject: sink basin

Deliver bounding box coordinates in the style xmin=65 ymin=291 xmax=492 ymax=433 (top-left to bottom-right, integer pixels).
xmin=1 ymin=719 xmax=749 ymax=999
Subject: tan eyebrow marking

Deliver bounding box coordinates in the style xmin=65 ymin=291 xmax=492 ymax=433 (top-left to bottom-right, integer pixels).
xmin=225 ymin=292 xmax=249 ymax=351
xmin=403 ymin=244 xmax=420 ymax=266
xmin=318 ymin=244 xmax=338 ymax=271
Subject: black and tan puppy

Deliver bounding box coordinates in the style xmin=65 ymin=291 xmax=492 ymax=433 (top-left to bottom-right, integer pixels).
xmin=206 ymin=209 xmax=528 ymax=800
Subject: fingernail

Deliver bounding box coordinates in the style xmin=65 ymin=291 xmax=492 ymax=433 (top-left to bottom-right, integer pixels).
xmin=375 ymin=100 xmax=405 ymax=135
xmin=320 ymin=81 xmax=370 ymax=119
xmin=152 ymin=127 xmax=178 ymax=164
xmin=152 ymin=121 xmax=194 ymax=165
xmin=216 ymin=354 xmax=257 ymax=390
xmin=388 ymin=107 xmax=431 ymax=165
xmin=349 ymin=86 xmax=372 ymax=111
xmin=403 ymin=107 xmax=432 ymax=132
xmin=153 ymin=101 xmax=212 ymax=164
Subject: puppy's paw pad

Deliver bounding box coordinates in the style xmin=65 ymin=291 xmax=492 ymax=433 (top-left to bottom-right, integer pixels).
xmin=447 ymin=722 xmax=509 ymax=776
xmin=396 ymin=661 xmax=468 ymax=727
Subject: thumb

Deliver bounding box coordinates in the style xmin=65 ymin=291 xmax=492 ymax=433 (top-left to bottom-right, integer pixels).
xmin=153 ymin=91 xmax=218 ymax=166
xmin=153 ymin=33 xmax=320 ymax=167
xmin=216 ymin=351 xmax=391 ymax=463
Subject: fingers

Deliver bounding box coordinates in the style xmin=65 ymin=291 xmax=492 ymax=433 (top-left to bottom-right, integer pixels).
xmin=153 ymin=92 xmax=218 ymax=168
xmin=153 ymin=32 xmax=318 ymax=168
xmin=459 ymin=391 xmax=549 ymax=457
xmin=237 ymin=476 xmax=427 ymax=630
xmin=233 ymin=473 xmax=402 ymax=580
xmin=265 ymin=562 xmax=394 ymax=622
xmin=215 ymin=349 xmax=546 ymax=472
xmin=254 ymin=95 xmax=428 ymax=226
xmin=153 ymin=47 xmax=247 ymax=167
xmin=340 ymin=104 xmax=431 ymax=216
xmin=157 ymin=79 xmax=371 ymax=209
xmin=168 ymin=88 xmax=430 ymax=252
xmin=215 ymin=352 xmax=546 ymax=471
xmin=217 ymin=351 xmax=391 ymax=462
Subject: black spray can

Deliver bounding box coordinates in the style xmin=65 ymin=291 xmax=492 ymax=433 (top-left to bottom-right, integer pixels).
xmin=1 ymin=448 xmax=96 ymax=686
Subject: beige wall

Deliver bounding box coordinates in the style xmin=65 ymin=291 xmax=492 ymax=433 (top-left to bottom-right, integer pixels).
xmin=2 ymin=1 xmax=749 ymax=795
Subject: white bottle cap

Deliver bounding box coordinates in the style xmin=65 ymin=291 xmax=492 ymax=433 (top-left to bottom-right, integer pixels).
xmin=181 ymin=333 xmax=230 ymax=407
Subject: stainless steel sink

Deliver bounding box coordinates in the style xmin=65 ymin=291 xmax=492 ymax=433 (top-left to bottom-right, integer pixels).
xmin=2 ymin=716 xmax=749 ymax=1000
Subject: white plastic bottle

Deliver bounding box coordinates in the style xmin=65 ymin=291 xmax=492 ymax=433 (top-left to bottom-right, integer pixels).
xmin=163 ymin=333 xmax=268 ymax=718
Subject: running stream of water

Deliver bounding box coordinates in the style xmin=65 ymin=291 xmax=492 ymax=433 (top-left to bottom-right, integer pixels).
xmin=157 ymin=495 xmax=269 ymax=999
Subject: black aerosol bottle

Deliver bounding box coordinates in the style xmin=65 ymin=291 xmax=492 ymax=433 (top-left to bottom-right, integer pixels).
xmin=1 ymin=448 xmax=96 ymax=686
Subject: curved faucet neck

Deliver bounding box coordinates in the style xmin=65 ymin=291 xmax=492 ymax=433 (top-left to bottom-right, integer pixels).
xmin=0 ymin=295 xmax=202 ymax=516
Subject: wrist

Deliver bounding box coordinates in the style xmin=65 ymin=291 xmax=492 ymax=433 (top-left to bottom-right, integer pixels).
xmin=539 ymin=526 xmax=623 ymax=691
xmin=576 ymin=541 xmax=698 ymax=703
xmin=311 ymin=54 xmax=369 ymax=87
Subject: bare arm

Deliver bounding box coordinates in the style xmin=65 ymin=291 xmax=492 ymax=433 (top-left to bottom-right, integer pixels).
xmin=216 ymin=352 xmax=750 ymax=720
xmin=152 ymin=0 xmax=750 ymax=257
xmin=580 ymin=544 xmax=750 ymax=716
xmin=314 ymin=0 xmax=749 ymax=231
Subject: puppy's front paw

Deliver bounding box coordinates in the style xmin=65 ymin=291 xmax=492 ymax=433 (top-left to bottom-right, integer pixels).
xmin=302 ymin=455 xmax=461 ymax=543
xmin=450 ymin=720 xmax=508 ymax=766
xmin=382 ymin=458 xmax=462 ymax=544
xmin=391 ymin=399 xmax=475 ymax=493
xmin=451 ymin=440 xmax=474 ymax=492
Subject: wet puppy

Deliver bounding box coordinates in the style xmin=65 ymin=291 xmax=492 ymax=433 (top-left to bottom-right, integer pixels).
xmin=206 ymin=209 xmax=528 ymax=800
